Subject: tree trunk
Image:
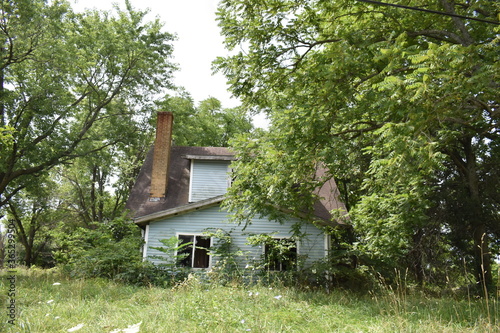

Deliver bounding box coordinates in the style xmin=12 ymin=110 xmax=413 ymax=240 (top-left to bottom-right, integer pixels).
xmin=0 ymin=233 xmax=5 ymax=268
xmin=1 ymin=65 xmax=4 ymax=127
xmin=23 ymin=243 xmax=33 ymax=267
xmin=91 ymin=166 xmax=97 ymax=222
xmin=97 ymin=167 xmax=106 ymax=223
xmin=411 ymin=228 xmax=425 ymax=285
xmin=462 ymin=137 xmax=492 ymax=290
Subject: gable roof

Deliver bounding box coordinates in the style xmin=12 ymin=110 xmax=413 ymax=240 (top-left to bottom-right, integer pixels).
xmin=126 ymin=144 xmax=348 ymax=227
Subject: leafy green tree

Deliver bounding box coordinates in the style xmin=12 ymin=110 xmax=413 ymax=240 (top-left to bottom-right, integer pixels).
xmin=5 ymin=174 xmax=60 ymax=266
xmin=54 ymin=102 xmax=155 ymax=226
xmin=216 ymin=0 xmax=499 ymax=287
xmin=0 ymin=0 xmax=176 ymax=208
xmin=2 ymin=99 xmax=156 ymax=268
xmin=157 ymin=93 xmax=253 ymax=147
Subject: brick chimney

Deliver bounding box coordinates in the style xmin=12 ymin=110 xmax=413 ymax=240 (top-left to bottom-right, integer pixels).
xmin=149 ymin=112 xmax=174 ymax=199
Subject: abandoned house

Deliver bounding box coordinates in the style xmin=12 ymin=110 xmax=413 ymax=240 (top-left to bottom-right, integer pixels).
xmin=125 ymin=112 xmax=347 ymax=271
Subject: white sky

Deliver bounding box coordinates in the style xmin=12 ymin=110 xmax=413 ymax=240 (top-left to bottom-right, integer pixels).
xmin=72 ymin=0 xmax=268 ymax=128
xmin=72 ymin=0 xmax=238 ymax=107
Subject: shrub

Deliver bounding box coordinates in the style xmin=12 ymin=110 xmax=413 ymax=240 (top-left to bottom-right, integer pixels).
xmin=52 ymin=216 xmax=165 ymax=285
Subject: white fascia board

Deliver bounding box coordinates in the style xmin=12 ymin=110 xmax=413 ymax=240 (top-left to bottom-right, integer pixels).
xmin=183 ymin=154 xmax=235 ymax=161
xmin=134 ymin=195 xmax=225 ymax=225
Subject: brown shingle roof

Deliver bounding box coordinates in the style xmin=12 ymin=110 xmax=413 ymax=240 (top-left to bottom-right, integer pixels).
xmin=125 ymin=146 xmax=234 ymax=219
xmin=126 ymin=146 xmax=347 ymax=226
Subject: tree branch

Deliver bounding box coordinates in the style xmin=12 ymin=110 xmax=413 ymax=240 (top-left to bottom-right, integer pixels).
xmin=406 ymin=29 xmax=464 ymax=44
xmin=331 ymin=121 xmax=385 ymax=138
xmin=440 ymin=0 xmax=474 ymax=46
xmin=284 ymin=39 xmax=342 ymax=71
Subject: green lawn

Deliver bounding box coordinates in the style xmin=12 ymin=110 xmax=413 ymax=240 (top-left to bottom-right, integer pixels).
xmin=0 ymin=269 xmax=497 ymax=332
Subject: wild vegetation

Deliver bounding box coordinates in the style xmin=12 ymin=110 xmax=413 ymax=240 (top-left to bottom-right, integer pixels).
xmin=0 ymin=0 xmax=253 ymax=268
xmin=0 ymin=0 xmax=498 ymax=330
xmin=0 ymin=268 xmax=498 ymax=332
xmin=216 ymin=0 xmax=499 ymax=290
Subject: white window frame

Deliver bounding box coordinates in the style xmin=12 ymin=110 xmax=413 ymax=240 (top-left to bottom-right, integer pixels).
xmin=227 ymin=165 xmax=233 ymax=188
xmin=175 ymin=233 xmax=212 ymax=269
xmin=324 ymin=233 xmax=331 ymax=257
xmin=188 ymin=159 xmax=195 ymax=202
xmin=142 ymin=224 xmax=150 ymax=260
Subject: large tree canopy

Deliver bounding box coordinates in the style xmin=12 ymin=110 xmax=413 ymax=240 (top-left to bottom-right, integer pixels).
xmin=156 ymin=93 xmax=254 ymax=147
xmin=0 ymin=0 xmax=176 ymax=208
xmin=216 ymin=0 xmax=499 ymax=287
xmin=0 ymin=1 xmax=255 ymax=269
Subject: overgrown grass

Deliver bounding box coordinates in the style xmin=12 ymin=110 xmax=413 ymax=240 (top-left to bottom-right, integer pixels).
xmin=0 ymin=268 xmax=498 ymax=332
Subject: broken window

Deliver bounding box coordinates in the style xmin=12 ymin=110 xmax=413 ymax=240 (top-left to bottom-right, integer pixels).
xmin=264 ymin=238 xmax=298 ymax=271
xmin=177 ymin=234 xmax=211 ymax=268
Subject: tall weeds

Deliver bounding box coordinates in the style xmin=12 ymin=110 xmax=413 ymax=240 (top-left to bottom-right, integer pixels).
xmin=0 ymin=267 xmax=498 ymax=332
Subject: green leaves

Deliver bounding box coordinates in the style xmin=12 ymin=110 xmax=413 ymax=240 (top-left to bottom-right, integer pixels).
xmin=0 ymin=1 xmax=175 ymax=207
xmin=156 ymin=94 xmax=253 ymax=147
xmin=217 ymin=0 xmax=499 ymax=285
xmin=53 ymin=216 xmax=145 ymax=283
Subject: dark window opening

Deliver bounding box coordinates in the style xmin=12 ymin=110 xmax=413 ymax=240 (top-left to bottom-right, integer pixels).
xmin=178 ymin=234 xmax=211 ymax=268
xmin=264 ymin=238 xmax=297 ymax=271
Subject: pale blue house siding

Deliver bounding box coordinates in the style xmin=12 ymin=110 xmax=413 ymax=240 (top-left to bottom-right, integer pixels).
xmin=189 ymin=160 xmax=230 ymax=202
xmin=144 ymin=205 xmax=326 ymax=268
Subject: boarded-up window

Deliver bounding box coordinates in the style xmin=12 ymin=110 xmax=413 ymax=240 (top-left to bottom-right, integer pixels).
xmin=189 ymin=160 xmax=230 ymax=202
xmin=177 ymin=234 xmax=211 ymax=268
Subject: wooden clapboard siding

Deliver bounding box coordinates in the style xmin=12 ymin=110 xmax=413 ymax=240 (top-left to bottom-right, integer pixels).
xmin=145 ymin=205 xmax=326 ymax=268
xmin=189 ymin=160 xmax=231 ymax=202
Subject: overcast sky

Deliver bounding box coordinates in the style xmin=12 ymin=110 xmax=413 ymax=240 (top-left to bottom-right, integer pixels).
xmin=72 ymin=0 xmax=268 ymax=127
xmin=72 ymin=0 xmax=239 ymax=107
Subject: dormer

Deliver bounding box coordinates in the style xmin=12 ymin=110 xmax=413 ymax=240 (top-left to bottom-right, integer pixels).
xmin=185 ymin=154 xmax=235 ymax=203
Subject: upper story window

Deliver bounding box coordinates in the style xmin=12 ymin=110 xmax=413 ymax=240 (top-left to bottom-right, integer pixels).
xmin=186 ymin=155 xmax=233 ymax=202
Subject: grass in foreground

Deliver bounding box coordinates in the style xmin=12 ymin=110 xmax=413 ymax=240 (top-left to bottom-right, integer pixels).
xmin=0 ymin=268 xmax=498 ymax=332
